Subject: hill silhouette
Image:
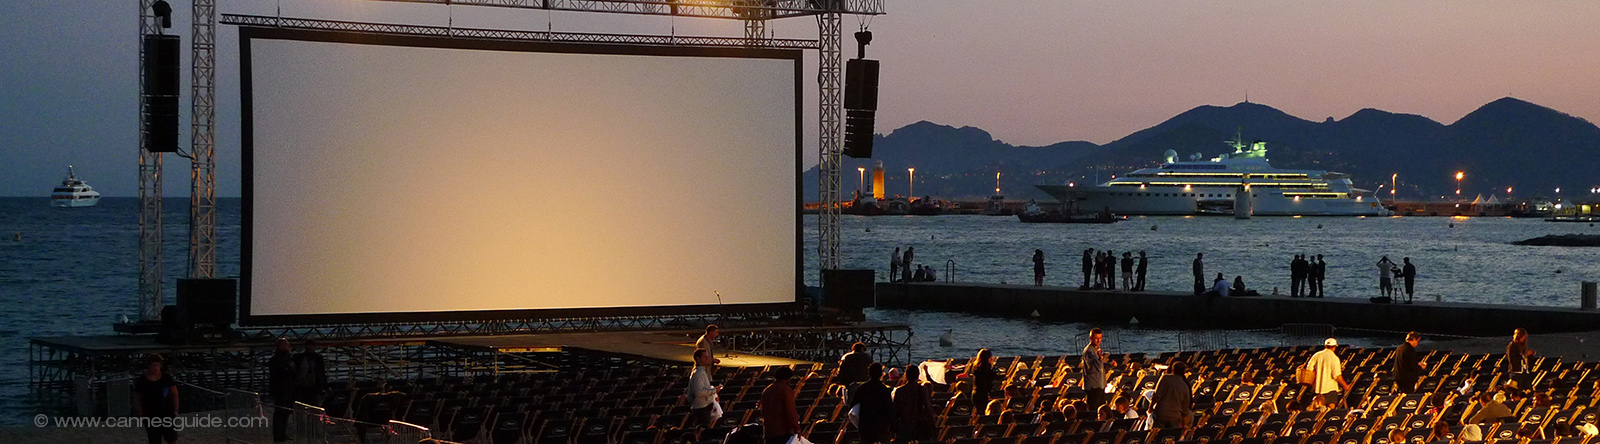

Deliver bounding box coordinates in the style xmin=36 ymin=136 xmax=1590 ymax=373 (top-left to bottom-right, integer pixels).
xmin=804 ymin=97 xmax=1599 ymax=201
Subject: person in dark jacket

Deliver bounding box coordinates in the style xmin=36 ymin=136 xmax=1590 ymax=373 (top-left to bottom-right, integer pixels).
xmin=1033 ymin=249 xmax=1046 ymax=286
xmin=1151 ymin=362 xmax=1192 ymax=429
xmin=1134 ymin=251 xmax=1148 ymax=291
xmin=850 ymin=363 xmax=895 ymax=444
xmin=1402 ymin=257 xmax=1418 ymax=304
xmin=838 ymin=342 xmax=873 ymax=390
xmin=134 ymin=354 xmax=180 ymax=444
xmin=891 ymin=365 xmax=936 ymax=443
xmin=1392 ymin=332 xmax=1427 ymax=393
xmin=760 ymin=366 xmax=800 ymax=444
xmin=1081 ymin=249 xmax=1093 ymax=289
xmin=966 ymin=348 xmax=998 ymax=414
xmin=293 ymin=340 xmax=328 ymax=406
xmin=267 ymin=338 xmax=295 ymax=442
xmin=1192 ymin=253 xmax=1205 ymax=295
xmin=1311 ymin=254 xmax=1327 ymax=298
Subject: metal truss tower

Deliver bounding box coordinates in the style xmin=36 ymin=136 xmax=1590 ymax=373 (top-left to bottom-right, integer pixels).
xmin=137 ymin=0 xmax=165 ymax=322
xmin=816 ymin=10 xmax=843 ymax=270
xmin=188 ymin=0 xmax=219 ymax=279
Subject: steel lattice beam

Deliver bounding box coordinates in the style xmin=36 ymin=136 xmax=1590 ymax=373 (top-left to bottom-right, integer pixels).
xmin=221 ymin=14 xmax=819 ymax=49
xmin=138 ymin=0 xmax=166 ymax=322
xmin=188 ymin=0 xmax=219 ymax=279
xmin=358 ymin=0 xmax=882 ymax=19
xmin=816 ymin=12 xmax=841 ymax=270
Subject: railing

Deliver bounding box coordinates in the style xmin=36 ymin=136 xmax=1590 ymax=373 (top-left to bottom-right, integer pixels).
xmin=944 ymin=259 xmax=957 ymax=283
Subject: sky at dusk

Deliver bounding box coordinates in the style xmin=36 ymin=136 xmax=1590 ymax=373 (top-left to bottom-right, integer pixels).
xmin=4 ymin=1 xmax=1599 ymax=197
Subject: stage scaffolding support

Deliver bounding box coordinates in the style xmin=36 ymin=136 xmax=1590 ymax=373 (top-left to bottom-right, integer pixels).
xmin=816 ymin=9 xmax=843 ymax=270
xmin=188 ymin=0 xmax=219 ymax=279
xmin=137 ymin=0 xmax=165 ymax=323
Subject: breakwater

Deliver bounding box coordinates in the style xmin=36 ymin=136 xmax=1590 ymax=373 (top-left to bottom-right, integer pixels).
xmin=875 ymin=282 xmax=1600 ymax=337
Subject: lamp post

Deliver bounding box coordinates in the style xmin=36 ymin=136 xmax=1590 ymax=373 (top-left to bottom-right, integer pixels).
xmin=907 ymin=167 xmax=916 ymax=200
xmin=1455 ymin=171 xmax=1465 ymax=199
xmin=1391 ymin=173 xmax=1398 ymax=199
xmin=857 ymin=167 xmax=865 ymax=195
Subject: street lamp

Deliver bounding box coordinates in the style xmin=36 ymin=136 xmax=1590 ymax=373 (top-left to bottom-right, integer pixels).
xmin=857 ymin=167 xmax=865 ymax=195
xmin=907 ymin=167 xmax=916 ymax=199
xmin=1391 ymin=173 xmax=1398 ymax=199
xmin=1455 ymin=171 xmax=1465 ymax=198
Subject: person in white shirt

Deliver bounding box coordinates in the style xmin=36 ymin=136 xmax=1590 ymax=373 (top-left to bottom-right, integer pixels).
xmin=685 ymin=349 xmax=721 ymax=432
xmin=1209 ymin=273 xmax=1230 ymax=297
xmin=1377 ymin=256 xmax=1397 ymax=298
xmin=1307 ymin=338 xmax=1351 ymax=409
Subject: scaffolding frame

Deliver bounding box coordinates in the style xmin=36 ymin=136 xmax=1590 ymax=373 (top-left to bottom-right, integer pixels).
xmin=137 ymin=0 xmax=166 ymax=323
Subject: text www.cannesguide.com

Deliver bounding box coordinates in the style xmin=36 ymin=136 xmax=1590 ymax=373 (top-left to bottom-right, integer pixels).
xmin=36 ymin=414 xmax=270 ymax=430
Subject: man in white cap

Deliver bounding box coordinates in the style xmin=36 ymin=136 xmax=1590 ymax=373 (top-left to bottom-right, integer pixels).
xmin=1306 ymin=338 xmax=1351 ymax=409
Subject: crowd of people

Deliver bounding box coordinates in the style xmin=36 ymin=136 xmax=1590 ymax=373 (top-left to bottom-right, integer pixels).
xmin=674 ymin=324 xmax=1583 ymax=444
xmin=894 ymin=247 xmax=1427 ymax=303
xmin=889 ymin=247 xmax=939 ymax=283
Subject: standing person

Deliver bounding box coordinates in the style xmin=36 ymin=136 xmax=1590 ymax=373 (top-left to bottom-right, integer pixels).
xmin=1290 ymin=255 xmax=1305 ymax=298
xmin=685 ymin=349 xmax=722 ymax=434
xmin=696 ymin=325 xmax=722 ymax=366
xmin=1081 ymin=249 xmax=1093 ymax=289
xmin=1506 ymin=328 xmax=1536 ymax=374
xmin=1307 ymin=338 xmax=1351 ymax=409
xmin=267 ymin=338 xmax=295 ymax=443
xmin=1082 ymin=328 xmax=1111 ymax=411
xmin=964 ymin=349 xmax=998 ymax=414
xmin=1402 ymin=258 xmax=1418 ymax=304
xmin=1150 ymin=362 xmax=1193 ymax=429
xmin=1033 ymin=249 xmax=1046 ymax=286
xmin=1192 ymin=253 xmax=1205 ymax=295
xmin=1312 ymin=255 xmax=1327 ymax=298
xmin=1106 ymin=250 xmax=1117 ymax=291
xmin=760 ymin=366 xmax=800 ymax=444
xmin=892 ymin=365 xmax=936 ymax=443
xmin=901 ymin=247 xmax=915 ymax=283
xmin=838 ymin=342 xmax=874 ymax=389
xmin=889 ymin=248 xmax=901 ymax=283
xmin=1134 ymin=251 xmax=1148 ymax=291
xmin=1392 ymin=332 xmax=1427 ymax=393
xmin=292 ymin=340 xmax=328 ymax=407
xmin=133 ymin=354 xmax=179 ymax=444
xmin=850 ymin=363 xmax=894 ymax=444
xmin=1377 ymin=256 xmax=1397 ymax=299
xmin=1120 ymin=252 xmax=1134 ymax=291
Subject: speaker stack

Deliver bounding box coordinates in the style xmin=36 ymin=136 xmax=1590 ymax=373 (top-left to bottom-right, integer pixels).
xmin=142 ymin=34 xmax=181 ymax=153
xmin=159 ymin=278 xmax=238 ymax=344
xmin=843 ymin=59 xmax=879 ymax=159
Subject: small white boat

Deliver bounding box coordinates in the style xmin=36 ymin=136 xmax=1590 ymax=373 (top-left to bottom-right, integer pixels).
xmin=50 ymin=165 xmax=101 ymax=207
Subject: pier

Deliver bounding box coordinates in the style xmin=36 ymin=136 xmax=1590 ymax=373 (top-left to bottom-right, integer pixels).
xmin=876 ymin=282 xmax=1600 ymax=337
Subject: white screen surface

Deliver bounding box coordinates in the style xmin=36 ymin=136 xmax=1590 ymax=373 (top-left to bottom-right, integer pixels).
xmin=244 ymin=30 xmax=799 ymax=321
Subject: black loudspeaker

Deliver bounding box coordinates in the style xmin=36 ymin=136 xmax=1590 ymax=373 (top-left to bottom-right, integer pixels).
xmin=821 ymin=269 xmax=874 ymax=321
xmin=142 ymin=34 xmax=181 ymax=153
xmin=844 ymin=109 xmax=875 ymax=158
xmin=844 ymin=58 xmax=879 ymax=111
xmin=843 ymin=59 xmax=880 ymax=159
xmin=177 ymin=278 xmax=238 ymax=327
xmin=157 ymin=305 xmax=189 ymax=344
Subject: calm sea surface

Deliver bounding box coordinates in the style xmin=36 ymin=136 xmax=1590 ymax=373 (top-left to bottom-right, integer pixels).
xmin=2 ymin=197 xmax=1598 ymax=424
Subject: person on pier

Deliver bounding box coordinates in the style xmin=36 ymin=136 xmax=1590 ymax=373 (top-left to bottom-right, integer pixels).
xmin=1192 ymin=253 xmax=1205 ymax=295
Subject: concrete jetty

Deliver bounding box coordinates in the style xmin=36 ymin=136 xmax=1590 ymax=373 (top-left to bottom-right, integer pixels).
xmin=875 ymin=282 xmax=1600 ymax=337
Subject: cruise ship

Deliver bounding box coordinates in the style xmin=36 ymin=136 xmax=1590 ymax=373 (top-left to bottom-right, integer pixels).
xmin=50 ymin=165 xmax=101 ymax=207
xmin=1036 ymin=135 xmax=1390 ymax=217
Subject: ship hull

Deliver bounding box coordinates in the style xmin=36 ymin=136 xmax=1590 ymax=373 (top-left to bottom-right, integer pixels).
xmin=1036 ymin=185 xmax=1388 ymax=216
xmin=51 ymin=196 xmax=100 ymax=207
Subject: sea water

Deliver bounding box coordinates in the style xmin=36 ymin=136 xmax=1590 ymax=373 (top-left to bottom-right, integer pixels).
xmin=2 ymin=198 xmax=1597 ymax=423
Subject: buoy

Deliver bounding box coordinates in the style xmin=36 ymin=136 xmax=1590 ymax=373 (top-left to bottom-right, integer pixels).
xmin=1151 ymin=225 xmax=1158 ymax=231
xmin=1449 ymin=223 xmax=1455 ymax=228
xmin=1317 ymin=224 xmax=1323 ymax=229
xmin=11 ymin=232 xmax=18 ymax=242
xmin=939 ymin=329 xmax=955 ymax=347
xmin=1030 ymin=310 xmax=1041 ymax=318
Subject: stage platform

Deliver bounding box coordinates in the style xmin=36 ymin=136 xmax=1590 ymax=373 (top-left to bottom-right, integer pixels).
xmin=878 ymin=281 xmax=1600 ymax=337
xmin=429 ymin=323 xmax=911 ymax=367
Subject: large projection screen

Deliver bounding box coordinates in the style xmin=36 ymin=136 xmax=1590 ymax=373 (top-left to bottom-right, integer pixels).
xmin=239 ymin=27 xmax=803 ymax=326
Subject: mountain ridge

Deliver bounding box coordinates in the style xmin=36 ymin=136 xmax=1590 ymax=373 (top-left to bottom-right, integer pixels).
xmin=808 ymin=97 xmax=1599 ymax=201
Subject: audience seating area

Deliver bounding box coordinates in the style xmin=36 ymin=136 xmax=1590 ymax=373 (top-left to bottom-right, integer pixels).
xmin=318 ymin=346 xmax=1600 ymax=444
